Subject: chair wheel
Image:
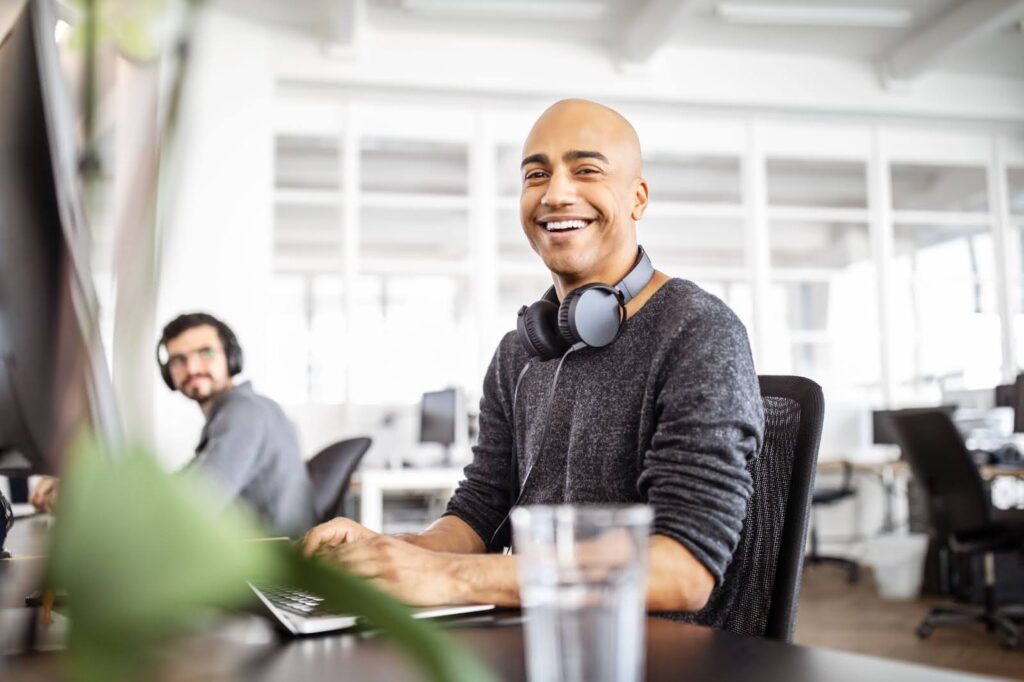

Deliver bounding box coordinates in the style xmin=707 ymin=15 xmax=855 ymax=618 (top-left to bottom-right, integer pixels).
xmin=916 ymin=623 xmax=934 ymax=639
xmin=999 ymin=635 xmax=1020 ymax=650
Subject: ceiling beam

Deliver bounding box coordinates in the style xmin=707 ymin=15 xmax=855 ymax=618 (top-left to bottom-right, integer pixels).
xmin=619 ymin=0 xmax=701 ymax=64
xmin=881 ymin=0 xmax=1024 ymax=83
xmin=324 ymin=0 xmax=365 ymax=57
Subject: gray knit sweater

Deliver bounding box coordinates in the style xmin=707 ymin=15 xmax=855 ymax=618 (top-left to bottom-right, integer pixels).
xmin=445 ymin=278 xmax=764 ymax=590
xmin=185 ymin=382 xmax=314 ymax=536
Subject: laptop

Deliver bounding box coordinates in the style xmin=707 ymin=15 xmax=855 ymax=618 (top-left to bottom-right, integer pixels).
xmin=248 ymin=581 xmax=495 ymax=635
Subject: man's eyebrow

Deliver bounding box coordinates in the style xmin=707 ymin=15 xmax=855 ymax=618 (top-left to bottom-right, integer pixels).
xmin=521 ymin=153 xmax=549 ymax=168
xmin=564 ymin=150 xmax=609 ymax=164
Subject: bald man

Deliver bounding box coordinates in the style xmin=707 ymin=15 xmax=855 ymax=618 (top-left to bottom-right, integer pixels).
xmin=300 ymin=100 xmax=764 ymax=617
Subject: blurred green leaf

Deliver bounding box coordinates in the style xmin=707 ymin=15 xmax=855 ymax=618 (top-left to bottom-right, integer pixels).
xmin=47 ymin=438 xmax=495 ymax=682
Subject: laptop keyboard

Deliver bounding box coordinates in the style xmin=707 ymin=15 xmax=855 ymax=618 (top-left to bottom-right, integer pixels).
xmin=252 ymin=583 xmax=349 ymax=618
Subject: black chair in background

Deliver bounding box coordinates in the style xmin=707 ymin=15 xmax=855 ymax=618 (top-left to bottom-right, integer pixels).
xmin=685 ymin=375 xmax=824 ymax=642
xmin=889 ymin=411 xmax=1024 ymax=649
xmin=307 ymin=437 xmax=372 ymax=524
xmin=804 ymin=461 xmax=860 ymax=583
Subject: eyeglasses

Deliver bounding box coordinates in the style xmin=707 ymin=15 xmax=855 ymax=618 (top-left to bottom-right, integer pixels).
xmin=166 ymin=346 xmax=220 ymax=372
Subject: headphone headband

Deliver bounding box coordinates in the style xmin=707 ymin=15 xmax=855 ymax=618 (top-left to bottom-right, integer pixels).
xmin=614 ymin=246 xmax=653 ymax=304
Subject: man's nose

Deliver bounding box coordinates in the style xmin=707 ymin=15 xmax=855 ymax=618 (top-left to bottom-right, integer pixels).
xmin=541 ymin=169 xmax=575 ymax=207
xmin=185 ymin=352 xmax=204 ymax=374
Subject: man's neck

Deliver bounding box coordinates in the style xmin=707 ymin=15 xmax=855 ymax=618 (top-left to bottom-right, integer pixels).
xmin=199 ymin=381 xmax=234 ymax=420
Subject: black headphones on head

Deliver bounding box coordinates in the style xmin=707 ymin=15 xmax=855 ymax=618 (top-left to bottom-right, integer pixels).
xmin=155 ymin=313 xmax=243 ymax=391
xmin=516 ymin=246 xmax=654 ymax=360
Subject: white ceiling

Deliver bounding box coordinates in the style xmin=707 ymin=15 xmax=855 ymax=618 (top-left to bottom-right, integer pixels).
xmin=338 ymin=0 xmax=1024 ymax=81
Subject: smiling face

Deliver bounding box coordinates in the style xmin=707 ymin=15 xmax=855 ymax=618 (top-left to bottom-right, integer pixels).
xmin=520 ymin=99 xmax=649 ymax=297
xmin=164 ymin=324 xmax=233 ymax=409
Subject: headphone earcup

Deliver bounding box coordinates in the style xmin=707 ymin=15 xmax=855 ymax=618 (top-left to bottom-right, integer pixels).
xmin=517 ymin=299 xmax=570 ymax=360
xmin=156 ymin=341 xmax=175 ymax=390
xmin=558 ymin=284 xmax=624 ymax=349
xmin=160 ymin=362 xmax=174 ymax=390
xmin=557 ymin=288 xmax=586 ymax=346
xmin=226 ymin=340 xmax=243 ymax=376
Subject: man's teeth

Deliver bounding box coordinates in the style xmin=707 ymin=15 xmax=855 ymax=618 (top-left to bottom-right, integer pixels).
xmin=545 ymin=219 xmax=589 ymax=231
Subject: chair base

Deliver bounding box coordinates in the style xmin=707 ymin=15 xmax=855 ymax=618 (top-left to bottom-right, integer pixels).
xmin=805 ymin=554 xmax=860 ymax=584
xmin=916 ymin=603 xmax=1024 ymax=650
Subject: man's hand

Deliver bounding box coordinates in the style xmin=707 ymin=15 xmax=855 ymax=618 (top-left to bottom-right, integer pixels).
xmin=322 ymin=535 xmax=458 ymax=606
xmin=298 ymin=517 xmax=379 ymax=557
xmin=30 ymin=476 xmax=59 ymax=513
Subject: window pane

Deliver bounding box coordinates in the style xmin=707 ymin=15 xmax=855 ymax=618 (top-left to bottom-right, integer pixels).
xmin=771 ymin=221 xmax=870 ymax=269
xmin=1005 ymin=220 xmax=1024 ymax=370
xmin=309 ymin=276 xmax=346 ymax=403
xmin=1010 ymin=167 xmax=1024 ymax=215
xmin=644 ymin=155 xmax=741 ymax=203
xmin=766 ymin=159 xmax=866 ymax=208
xmin=891 ymin=224 xmax=1000 ymax=401
xmin=361 ymin=138 xmax=467 ymax=195
xmin=497 ymin=145 xmax=522 ymax=197
xmin=349 ymin=275 xmax=477 ymax=404
xmin=275 ymin=135 xmax=340 ymax=190
xmin=361 ymin=207 xmax=468 ymax=262
xmin=766 ymin=222 xmax=880 ymax=399
xmin=274 ymin=203 xmax=343 ymax=273
xmin=266 ymin=276 xmax=311 ymax=404
xmin=642 ymin=217 xmax=745 ymax=269
xmin=891 ymin=164 xmax=988 ymax=212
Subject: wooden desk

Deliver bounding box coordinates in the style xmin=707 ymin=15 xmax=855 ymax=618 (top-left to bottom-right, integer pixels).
xmin=0 ymin=521 xmax=1000 ymax=682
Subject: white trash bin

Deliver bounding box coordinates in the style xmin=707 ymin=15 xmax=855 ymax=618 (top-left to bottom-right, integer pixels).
xmin=866 ymin=533 xmax=929 ymax=600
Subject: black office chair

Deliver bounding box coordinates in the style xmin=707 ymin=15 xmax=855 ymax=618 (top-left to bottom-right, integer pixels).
xmin=685 ymin=375 xmax=824 ymax=642
xmin=307 ymin=437 xmax=373 ymax=524
xmin=804 ymin=461 xmax=860 ymax=583
xmin=889 ymin=411 xmax=1024 ymax=650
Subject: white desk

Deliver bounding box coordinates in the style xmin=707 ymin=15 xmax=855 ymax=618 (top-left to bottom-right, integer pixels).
xmin=354 ymin=467 xmax=465 ymax=533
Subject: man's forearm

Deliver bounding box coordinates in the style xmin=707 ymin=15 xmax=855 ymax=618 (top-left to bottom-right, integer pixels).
xmin=396 ymin=515 xmax=486 ymax=554
xmin=444 ymin=553 xmax=521 ymax=606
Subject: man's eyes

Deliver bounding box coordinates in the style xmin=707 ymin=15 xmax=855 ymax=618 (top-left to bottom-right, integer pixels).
xmin=523 ymin=167 xmax=601 ymax=181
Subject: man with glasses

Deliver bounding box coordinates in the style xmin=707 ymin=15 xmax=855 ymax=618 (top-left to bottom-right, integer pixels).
xmin=156 ymin=312 xmax=313 ymax=534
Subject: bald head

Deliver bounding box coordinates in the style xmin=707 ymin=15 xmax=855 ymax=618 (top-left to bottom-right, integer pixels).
xmin=518 ymin=99 xmax=650 ymax=296
xmin=524 ymin=99 xmax=643 ymax=179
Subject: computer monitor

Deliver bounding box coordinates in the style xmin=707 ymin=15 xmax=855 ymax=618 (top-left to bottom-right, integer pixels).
xmin=872 ymin=405 xmax=957 ymax=446
xmin=419 ymin=388 xmax=463 ymax=465
xmin=0 ymin=0 xmax=118 ymax=477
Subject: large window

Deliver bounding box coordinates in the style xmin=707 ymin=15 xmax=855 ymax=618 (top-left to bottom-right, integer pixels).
xmin=890 ymin=224 xmax=999 ymax=401
xmin=890 ymin=163 xmax=998 ymax=402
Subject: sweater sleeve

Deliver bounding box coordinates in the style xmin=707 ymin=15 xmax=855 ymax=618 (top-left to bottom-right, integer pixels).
xmin=443 ymin=338 xmax=517 ymax=548
xmin=637 ymin=299 xmax=764 ymax=585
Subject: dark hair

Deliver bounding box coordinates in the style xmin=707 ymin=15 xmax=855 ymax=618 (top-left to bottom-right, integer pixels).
xmin=160 ymin=312 xmax=237 ymax=352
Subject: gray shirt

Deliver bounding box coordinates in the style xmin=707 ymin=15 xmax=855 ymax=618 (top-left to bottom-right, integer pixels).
xmin=188 ymin=382 xmax=313 ymax=535
xmin=445 ymin=278 xmax=764 ymax=594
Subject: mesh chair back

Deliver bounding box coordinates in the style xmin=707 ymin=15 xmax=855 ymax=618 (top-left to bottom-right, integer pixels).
xmin=684 ymin=375 xmax=823 ymax=642
xmin=307 ymin=437 xmax=372 ymax=524
xmin=888 ymin=411 xmax=989 ymax=537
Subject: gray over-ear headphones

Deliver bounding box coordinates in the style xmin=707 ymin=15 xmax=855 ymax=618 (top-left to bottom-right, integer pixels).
xmin=516 ymin=245 xmax=654 ymax=360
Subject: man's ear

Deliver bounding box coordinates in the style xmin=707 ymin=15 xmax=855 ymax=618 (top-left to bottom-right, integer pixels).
xmin=630 ymin=178 xmax=649 ymax=222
